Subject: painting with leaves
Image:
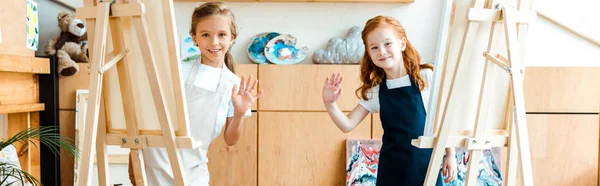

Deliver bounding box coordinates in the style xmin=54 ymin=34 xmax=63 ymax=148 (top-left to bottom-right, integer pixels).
xmin=180 ymin=34 xmax=200 ymax=63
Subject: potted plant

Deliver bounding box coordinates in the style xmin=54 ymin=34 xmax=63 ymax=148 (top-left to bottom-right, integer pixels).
xmin=0 ymin=126 xmax=79 ymax=186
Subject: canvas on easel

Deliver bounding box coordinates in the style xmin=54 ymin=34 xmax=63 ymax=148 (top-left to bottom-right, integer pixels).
xmin=413 ymin=0 xmax=537 ymax=185
xmin=73 ymin=0 xmax=198 ymax=186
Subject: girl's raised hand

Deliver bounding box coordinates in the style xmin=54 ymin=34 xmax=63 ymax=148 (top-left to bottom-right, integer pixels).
xmin=232 ymin=75 xmax=263 ymax=116
xmin=322 ymin=72 xmax=344 ymax=105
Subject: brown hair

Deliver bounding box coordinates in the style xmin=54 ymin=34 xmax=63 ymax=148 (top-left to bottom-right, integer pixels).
xmin=189 ymin=2 xmax=237 ymax=73
xmin=355 ymin=15 xmax=434 ymax=100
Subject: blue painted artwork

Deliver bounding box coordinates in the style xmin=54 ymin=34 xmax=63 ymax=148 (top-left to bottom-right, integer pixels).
xmin=264 ymin=34 xmax=308 ymax=65
xmin=247 ymin=32 xmax=280 ymax=64
xmin=443 ymin=148 xmax=503 ymax=186
xmin=180 ymin=34 xmax=200 ymax=63
xmin=344 ymin=140 xmax=503 ymax=186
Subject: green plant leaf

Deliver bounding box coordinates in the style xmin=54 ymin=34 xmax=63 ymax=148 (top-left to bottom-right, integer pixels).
xmin=0 ymin=126 xmax=80 ymax=161
xmin=0 ymin=162 xmax=40 ymax=186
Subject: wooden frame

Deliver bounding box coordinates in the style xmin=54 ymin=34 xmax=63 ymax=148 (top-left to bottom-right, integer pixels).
xmin=413 ymin=0 xmax=536 ymax=185
xmin=75 ymin=0 xmax=196 ymax=186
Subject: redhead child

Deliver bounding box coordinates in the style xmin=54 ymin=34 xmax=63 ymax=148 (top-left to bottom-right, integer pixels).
xmin=322 ymin=15 xmax=456 ymax=185
xmin=130 ymin=2 xmax=262 ymax=185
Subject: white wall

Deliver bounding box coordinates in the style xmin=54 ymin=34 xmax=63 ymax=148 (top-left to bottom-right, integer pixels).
xmin=529 ymin=0 xmax=600 ymax=66
xmin=173 ymin=1 xmax=444 ymax=65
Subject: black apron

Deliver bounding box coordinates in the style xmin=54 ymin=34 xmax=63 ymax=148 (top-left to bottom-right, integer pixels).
xmin=376 ymin=77 xmax=443 ymax=186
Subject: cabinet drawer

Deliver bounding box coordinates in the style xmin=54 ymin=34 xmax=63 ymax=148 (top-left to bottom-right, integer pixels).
xmin=258 ymin=65 xmax=361 ymax=111
xmin=258 ymin=112 xmax=371 ymax=185
xmin=524 ymin=67 xmax=600 ymax=113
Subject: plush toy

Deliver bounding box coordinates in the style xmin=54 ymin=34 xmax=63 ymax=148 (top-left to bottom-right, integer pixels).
xmin=45 ymin=11 xmax=88 ymax=76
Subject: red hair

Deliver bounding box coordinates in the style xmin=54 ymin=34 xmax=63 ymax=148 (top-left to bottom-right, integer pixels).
xmin=355 ymin=15 xmax=434 ymax=100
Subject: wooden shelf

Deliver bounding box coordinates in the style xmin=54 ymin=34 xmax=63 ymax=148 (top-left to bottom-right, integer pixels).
xmin=0 ymin=54 xmax=50 ymax=74
xmin=0 ymin=103 xmax=45 ymax=114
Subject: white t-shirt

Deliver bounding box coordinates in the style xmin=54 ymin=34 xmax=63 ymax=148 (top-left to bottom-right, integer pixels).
xmin=359 ymin=68 xmax=433 ymax=113
xmin=182 ymin=62 xmax=252 ymax=135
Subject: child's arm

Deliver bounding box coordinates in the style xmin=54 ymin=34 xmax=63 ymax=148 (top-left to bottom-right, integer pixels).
xmin=325 ymin=104 xmax=370 ymax=133
xmin=224 ymin=114 xmax=245 ymax=146
xmin=323 ymin=72 xmax=370 ymax=133
xmin=224 ymin=75 xmax=262 ymax=146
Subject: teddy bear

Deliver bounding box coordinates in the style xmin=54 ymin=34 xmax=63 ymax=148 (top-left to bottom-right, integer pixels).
xmin=45 ymin=11 xmax=89 ymax=76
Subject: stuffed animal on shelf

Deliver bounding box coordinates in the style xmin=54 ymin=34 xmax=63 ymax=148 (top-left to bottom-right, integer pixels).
xmin=45 ymin=11 xmax=88 ymax=76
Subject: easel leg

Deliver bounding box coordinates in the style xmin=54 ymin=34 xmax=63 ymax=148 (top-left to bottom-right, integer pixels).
xmin=129 ymin=150 xmax=146 ymax=186
xmin=96 ymin=96 xmax=110 ymax=186
xmin=503 ymin=7 xmax=534 ymax=186
xmin=505 ymin=111 xmax=519 ymax=186
xmin=425 ymin=0 xmax=487 ymax=185
xmin=107 ymin=3 xmax=148 ymax=184
xmin=131 ymin=14 xmax=186 ymax=186
xmin=77 ymin=3 xmax=111 ymax=186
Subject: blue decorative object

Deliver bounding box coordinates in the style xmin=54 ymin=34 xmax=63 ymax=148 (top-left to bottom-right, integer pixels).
xmin=264 ymin=34 xmax=308 ymax=65
xmin=247 ymin=32 xmax=280 ymax=64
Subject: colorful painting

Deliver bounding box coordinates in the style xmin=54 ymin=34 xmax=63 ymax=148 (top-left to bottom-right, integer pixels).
xmin=247 ymin=32 xmax=280 ymax=64
xmin=346 ymin=139 xmax=382 ymax=186
xmin=26 ymin=0 xmax=39 ymax=51
xmin=180 ymin=34 xmax=200 ymax=63
xmin=443 ymin=147 xmax=503 ymax=186
xmin=264 ymin=34 xmax=308 ymax=65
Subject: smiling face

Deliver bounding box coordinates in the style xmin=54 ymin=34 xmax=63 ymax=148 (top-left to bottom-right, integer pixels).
xmin=366 ymin=27 xmax=407 ymax=71
xmin=192 ymin=15 xmax=235 ymax=66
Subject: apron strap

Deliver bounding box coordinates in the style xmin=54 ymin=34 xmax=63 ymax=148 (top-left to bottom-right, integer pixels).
xmin=185 ymin=60 xmax=201 ymax=89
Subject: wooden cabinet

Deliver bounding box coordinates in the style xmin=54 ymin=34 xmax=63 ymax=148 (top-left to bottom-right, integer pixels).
xmin=523 ymin=67 xmax=600 ymax=113
xmin=516 ymin=114 xmax=599 ymax=186
xmin=258 ymin=65 xmax=361 ymax=111
xmin=207 ymin=113 xmax=258 ymax=186
xmin=258 ymin=112 xmax=371 ymax=185
xmin=59 ymin=63 xmax=91 ymax=109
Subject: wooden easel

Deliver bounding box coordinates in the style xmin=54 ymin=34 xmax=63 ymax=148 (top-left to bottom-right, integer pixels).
xmin=74 ymin=0 xmax=198 ymax=186
xmin=411 ymin=0 xmax=537 ymax=185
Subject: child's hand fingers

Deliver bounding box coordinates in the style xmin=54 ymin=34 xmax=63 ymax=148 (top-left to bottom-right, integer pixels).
xmin=330 ymin=73 xmax=336 ymax=85
xmin=336 ymin=87 xmax=343 ymax=96
xmin=249 ymin=79 xmax=257 ymax=92
xmin=336 ymin=75 xmax=344 ymax=87
xmin=324 ymin=77 xmax=330 ymax=87
xmin=240 ymin=75 xmax=246 ymax=92
xmin=246 ymin=75 xmax=253 ymax=89
xmin=254 ymin=89 xmax=264 ymax=100
xmin=442 ymin=164 xmax=447 ymax=175
xmin=232 ymin=84 xmax=239 ymax=96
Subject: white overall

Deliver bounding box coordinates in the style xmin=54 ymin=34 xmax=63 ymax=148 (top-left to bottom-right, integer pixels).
xmin=142 ymin=61 xmax=228 ymax=186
